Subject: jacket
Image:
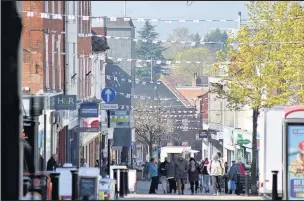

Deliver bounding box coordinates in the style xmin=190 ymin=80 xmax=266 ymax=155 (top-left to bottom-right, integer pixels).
xmin=47 ymin=157 xmax=57 ymax=171
xmin=208 ymin=153 xmax=224 ymax=176
xmin=188 ymin=162 xmax=200 ymax=182
xmin=228 ymin=164 xmax=240 ymax=181
xmin=166 ymin=161 xmax=176 ymax=178
xmin=149 ymin=162 xmax=158 ymax=177
xmin=175 ymin=159 xmax=188 ymax=179
xmin=201 ymin=161 xmax=209 ymax=175
xmin=159 ymin=162 xmax=167 ymax=177
xmin=238 ymin=164 xmax=246 ymax=176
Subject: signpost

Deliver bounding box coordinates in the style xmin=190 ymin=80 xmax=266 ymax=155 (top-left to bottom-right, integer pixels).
xmin=100 ymin=88 xmax=117 ymax=175
xmin=237 ymin=139 xmax=251 ymax=145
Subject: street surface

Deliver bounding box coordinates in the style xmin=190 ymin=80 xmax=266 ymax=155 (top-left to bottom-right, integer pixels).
xmin=121 ymin=180 xmax=263 ymax=200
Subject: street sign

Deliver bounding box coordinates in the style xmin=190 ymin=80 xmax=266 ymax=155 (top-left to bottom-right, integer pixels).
xmin=237 ymin=139 xmax=251 ymax=145
xmin=198 ymin=130 xmax=208 ymax=139
xmin=101 ymin=88 xmax=116 ymax=103
xmin=75 ymin=127 xmax=99 ymax=133
xmin=101 ymin=104 xmax=119 ymax=110
xmin=156 ymin=147 xmax=161 ymax=153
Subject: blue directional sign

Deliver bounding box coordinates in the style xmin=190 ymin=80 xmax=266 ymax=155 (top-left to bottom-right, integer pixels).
xmin=156 ymin=147 xmax=161 ymax=153
xmin=101 ymin=88 xmax=116 ymax=103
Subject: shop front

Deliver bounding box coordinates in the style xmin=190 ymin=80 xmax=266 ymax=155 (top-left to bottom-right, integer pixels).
xmin=223 ymin=126 xmax=235 ymax=165
xmin=233 ymin=129 xmax=252 ymax=164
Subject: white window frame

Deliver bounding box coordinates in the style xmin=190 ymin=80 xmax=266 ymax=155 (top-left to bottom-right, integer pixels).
xmin=52 ymin=1 xmax=55 ymax=14
xmin=58 ymin=1 xmax=61 ymax=15
xmin=44 ymin=1 xmax=49 ymax=13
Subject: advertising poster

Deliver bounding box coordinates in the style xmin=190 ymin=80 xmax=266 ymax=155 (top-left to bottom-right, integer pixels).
xmin=288 ymin=125 xmax=304 ymax=200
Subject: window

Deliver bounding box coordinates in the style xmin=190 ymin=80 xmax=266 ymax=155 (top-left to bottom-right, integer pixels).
xmin=79 ymin=1 xmax=82 ymax=33
xmin=73 ymin=1 xmax=76 ymax=15
xmin=83 ymin=1 xmax=86 ymax=33
xmin=73 ymin=43 xmax=76 ymax=76
xmin=44 ymin=1 xmax=49 ymax=13
xmin=52 ymin=1 xmax=55 ymax=14
xmin=58 ymin=1 xmax=61 ymax=15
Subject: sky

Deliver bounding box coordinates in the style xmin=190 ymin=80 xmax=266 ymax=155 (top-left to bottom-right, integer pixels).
xmin=91 ymin=1 xmax=250 ymax=39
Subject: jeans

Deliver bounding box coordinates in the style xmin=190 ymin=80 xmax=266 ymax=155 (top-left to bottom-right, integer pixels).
xmin=202 ymin=175 xmax=210 ymax=192
xmin=190 ymin=181 xmax=199 ymax=193
xmin=211 ymin=175 xmax=221 ymax=194
xmin=160 ymin=176 xmax=167 ymax=192
xmin=149 ymin=176 xmax=158 ymax=193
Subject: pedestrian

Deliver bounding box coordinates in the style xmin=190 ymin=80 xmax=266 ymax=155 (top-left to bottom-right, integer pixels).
xmin=166 ymin=157 xmax=177 ymax=194
xmin=143 ymin=161 xmax=150 ymax=181
xmin=208 ymin=153 xmax=224 ymax=196
xmin=237 ymin=159 xmax=246 ymax=176
xmin=201 ymin=158 xmax=210 ymax=193
xmin=175 ymin=154 xmax=188 ymax=195
xmin=159 ymin=157 xmax=168 ymax=194
xmin=46 ymin=154 xmax=58 ymax=171
xmin=188 ymin=157 xmax=200 ymax=195
xmin=148 ymin=158 xmax=159 ymax=194
xmin=224 ymin=162 xmax=229 ymax=194
xmin=227 ymin=160 xmax=240 ymax=194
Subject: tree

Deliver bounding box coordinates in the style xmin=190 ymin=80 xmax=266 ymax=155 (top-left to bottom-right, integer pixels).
xmin=203 ymin=28 xmax=228 ymax=55
xmin=163 ymin=27 xmax=192 ymax=60
xmin=170 ymin=47 xmax=216 ymax=85
xmin=134 ymin=99 xmax=174 ymax=159
xmin=136 ymin=21 xmax=166 ymax=81
xmin=191 ymin=32 xmax=202 ymax=48
xmin=212 ymin=1 xmax=304 ymax=194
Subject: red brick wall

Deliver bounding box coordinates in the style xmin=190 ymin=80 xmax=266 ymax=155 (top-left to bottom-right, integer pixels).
xmin=22 ymin=1 xmax=45 ymax=94
xmin=22 ymin=1 xmax=65 ymax=94
xmin=78 ymin=1 xmax=92 ymax=99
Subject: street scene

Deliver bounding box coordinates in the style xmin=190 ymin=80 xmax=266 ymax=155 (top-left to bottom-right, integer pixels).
xmin=2 ymin=1 xmax=304 ymax=200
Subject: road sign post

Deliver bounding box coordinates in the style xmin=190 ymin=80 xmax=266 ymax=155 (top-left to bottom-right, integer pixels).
xmin=101 ymin=88 xmax=117 ymax=175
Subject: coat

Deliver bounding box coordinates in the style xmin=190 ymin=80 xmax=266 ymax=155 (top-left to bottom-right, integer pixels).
xmin=208 ymin=153 xmax=224 ymax=176
xmin=175 ymin=159 xmax=188 ymax=179
xmin=159 ymin=162 xmax=167 ymax=177
xmin=166 ymin=161 xmax=176 ymax=178
xmin=47 ymin=157 xmax=57 ymax=171
xmin=228 ymin=164 xmax=240 ymax=181
xmin=149 ymin=163 xmax=158 ymax=177
xmin=188 ymin=162 xmax=200 ymax=182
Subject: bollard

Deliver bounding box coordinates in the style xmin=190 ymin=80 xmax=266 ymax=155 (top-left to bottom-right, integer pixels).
xmin=245 ymin=174 xmax=250 ymax=196
xmin=50 ymin=172 xmax=61 ymax=200
xmin=271 ymin=170 xmax=279 ymax=200
xmin=119 ymin=170 xmax=125 ymax=198
xmin=236 ymin=173 xmax=241 ymax=195
xmin=113 ymin=169 xmax=118 ymax=196
xmin=124 ymin=169 xmax=129 ymax=195
xmin=71 ymin=170 xmax=79 ymax=200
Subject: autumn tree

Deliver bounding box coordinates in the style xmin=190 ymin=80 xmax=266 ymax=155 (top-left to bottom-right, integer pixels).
xmin=134 ymin=99 xmax=174 ymax=159
xmin=213 ymin=1 xmax=304 ymax=194
xmin=136 ymin=21 xmax=166 ymax=81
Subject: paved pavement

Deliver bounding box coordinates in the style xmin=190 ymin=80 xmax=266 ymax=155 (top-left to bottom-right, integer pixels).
xmin=121 ymin=180 xmax=263 ymax=200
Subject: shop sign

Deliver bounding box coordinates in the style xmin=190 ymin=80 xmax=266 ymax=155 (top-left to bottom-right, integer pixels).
xmin=50 ymin=95 xmax=77 ymax=111
xmin=79 ymin=102 xmax=99 ymax=118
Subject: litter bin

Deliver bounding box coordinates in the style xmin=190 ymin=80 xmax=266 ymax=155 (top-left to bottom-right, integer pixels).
xmin=98 ymin=176 xmax=117 ymax=200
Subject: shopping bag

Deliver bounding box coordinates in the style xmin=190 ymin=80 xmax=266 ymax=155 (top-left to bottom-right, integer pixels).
xmin=228 ymin=180 xmax=236 ymax=191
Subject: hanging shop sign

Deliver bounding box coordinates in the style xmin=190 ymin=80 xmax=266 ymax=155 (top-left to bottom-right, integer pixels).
xmin=79 ymin=102 xmax=99 ymax=118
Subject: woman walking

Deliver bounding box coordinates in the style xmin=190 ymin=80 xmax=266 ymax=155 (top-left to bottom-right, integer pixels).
xmin=208 ymin=153 xmax=224 ymax=196
xmin=201 ymin=158 xmax=210 ymax=193
xmin=148 ymin=158 xmax=159 ymax=194
xmin=166 ymin=157 xmax=177 ymax=194
xmin=188 ymin=158 xmax=200 ymax=195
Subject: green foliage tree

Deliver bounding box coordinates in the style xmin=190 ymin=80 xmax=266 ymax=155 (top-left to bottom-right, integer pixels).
xmin=163 ymin=27 xmax=192 ymax=60
xmin=213 ymin=1 xmax=304 ymax=194
xmin=203 ymin=28 xmax=228 ymax=54
xmin=136 ymin=21 xmax=166 ymax=81
xmin=170 ymin=47 xmax=215 ymax=85
xmin=191 ymin=32 xmax=202 ymax=48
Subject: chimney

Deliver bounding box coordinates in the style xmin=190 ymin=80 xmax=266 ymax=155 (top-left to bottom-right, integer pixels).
xmin=192 ymin=73 xmax=202 ymax=87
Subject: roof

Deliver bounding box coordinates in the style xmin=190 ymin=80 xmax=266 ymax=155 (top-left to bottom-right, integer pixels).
xmin=176 ymin=87 xmax=208 ymax=106
xmin=106 ymin=18 xmax=135 ymax=29
xmin=158 ymin=76 xmax=192 ymax=107
xmin=92 ymin=27 xmax=105 ymax=36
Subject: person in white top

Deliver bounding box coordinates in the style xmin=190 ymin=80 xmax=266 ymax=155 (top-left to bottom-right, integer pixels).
xmin=208 ymin=153 xmax=224 ymax=196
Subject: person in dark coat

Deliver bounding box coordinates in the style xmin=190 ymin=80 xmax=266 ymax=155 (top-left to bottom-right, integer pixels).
xmin=188 ymin=157 xmax=200 ymax=194
xmin=47 ymin=154 xmax=58 ymax=171
xmin=166 ymin=157 xmax=177 ymax=194
xmin=175 ymin=154 xmax=188 ymax=195
xmin=159 ymin=158 xmax=168 ymax=194
xmin=227 ymin=160 xmax=240 ymax=194
xmin=23 ymin=139 xmax=35 ymax=173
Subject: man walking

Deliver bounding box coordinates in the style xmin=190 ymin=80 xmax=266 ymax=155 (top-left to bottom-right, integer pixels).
xmin=166 ymin=157 xmax=177 ymax=194
xmin=175 ymin=154 xmax=188 ymax=195
xmin=159 ymin=157 xmax=168 ymax=194
xmin=208 ymin=153 xmax=224 ymax=196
